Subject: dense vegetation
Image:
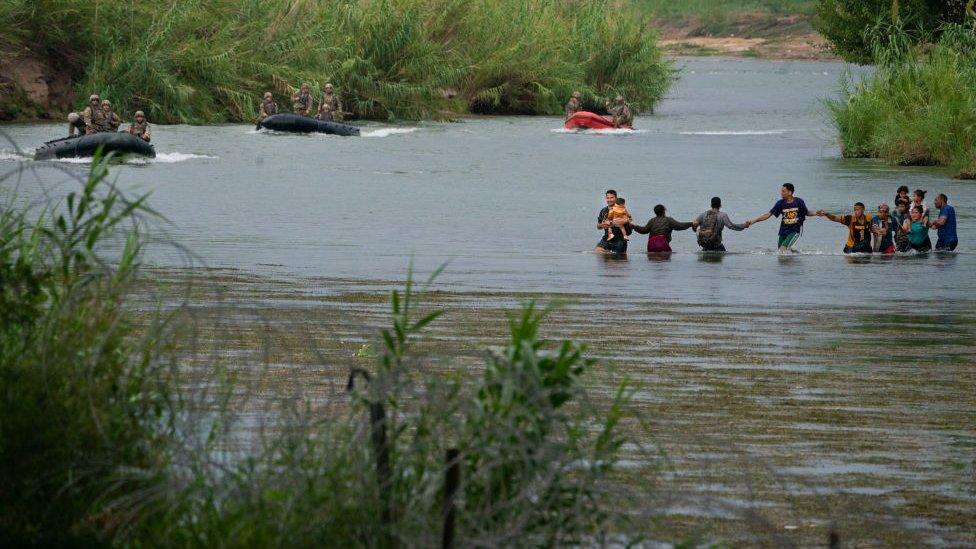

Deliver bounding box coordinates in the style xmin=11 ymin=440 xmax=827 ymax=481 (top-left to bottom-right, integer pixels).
xmin=0 ymin=0 xmax=673 ymax=123
xmin=827 ymin=21 xmax=976 ymax=178
xmin=638 ymin=0 xmax=816 ymax=36
xmin=0 ymin=157 xmax=644 ymax=544
xmin=815 ymin=0 xmax=971 ymax=62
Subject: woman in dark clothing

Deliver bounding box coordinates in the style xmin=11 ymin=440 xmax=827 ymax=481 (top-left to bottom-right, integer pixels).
xmin=632 ymin=204 xmax=697 ymax=252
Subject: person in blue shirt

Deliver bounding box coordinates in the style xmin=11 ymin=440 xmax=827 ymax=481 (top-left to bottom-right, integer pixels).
xmin=930 ymin=193 xmax=958 ymax=251
xmin=749 ymin=183 xmax=813 ymax=253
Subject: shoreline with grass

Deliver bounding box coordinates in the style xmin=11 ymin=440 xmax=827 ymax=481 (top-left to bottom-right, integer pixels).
xmin=0 ymin=0 xmax=673 ymax=125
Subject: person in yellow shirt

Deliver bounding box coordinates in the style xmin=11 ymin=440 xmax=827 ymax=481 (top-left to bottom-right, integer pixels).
xmin=818 ymin=202 xmax=873 ymax=254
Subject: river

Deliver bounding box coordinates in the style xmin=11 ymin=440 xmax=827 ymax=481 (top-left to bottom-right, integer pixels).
xmin=2 ymin=57 xmax=974 ymax=545
xmin=2 ymin=57 xmax=972 ymax=309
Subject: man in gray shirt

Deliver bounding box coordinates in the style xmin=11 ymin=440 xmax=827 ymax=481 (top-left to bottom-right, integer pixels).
xmin=695 ymin=197 xmax=751 ymax=252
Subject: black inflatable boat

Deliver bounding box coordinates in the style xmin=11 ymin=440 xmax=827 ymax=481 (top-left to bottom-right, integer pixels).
xmin=34 ymin=132 xmax=156 ymax=161
xmin=258 ymin=113 xmax=360 ymax=136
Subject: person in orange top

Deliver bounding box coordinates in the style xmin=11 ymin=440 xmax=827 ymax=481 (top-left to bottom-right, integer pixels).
xmin=605 ymin=197 xmax=631 ymax=241
xmin=818 ymin=202 xmax=873 ymax=254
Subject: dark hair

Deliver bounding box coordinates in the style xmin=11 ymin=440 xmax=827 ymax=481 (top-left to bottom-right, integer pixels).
xmin=606 ymin=189 xmax=617 ymax=197
xmin=653 ymin=204 xmax=665 ymax=216
xmin=897 ymin=185 xmax=909 ymax=194
xmin=615 ymin=197 xmax=625 ymax=205
xmin=897 ymin=201 xmax=909 ymax=210
xmin=782 ymin=183 xmax=795 ymax=193
xmin=914 ymin=189 xmax=926 ymax=199
xmin=937 ymin=193 xmax=948 ymax=203
xmin=896 ymin=197 xmax=910 ymax=207
xmin=854 ymin=202 xmax=865 ymax=209
xmin=711 ymin=196 xmax=721 ymax=208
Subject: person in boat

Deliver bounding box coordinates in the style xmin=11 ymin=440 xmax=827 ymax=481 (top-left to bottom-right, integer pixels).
xmin=316 ymin=83 xmax=342 ymax=121
xmin=82 ymin=94 xmax=102 ymax=134
xmin=257 ymin=92 xmax=278 ymax=124
xmin=749 ymin=183 xmax=810 ymax=253
xmin=67 ymin=112 xmax=86 ymax=137
xmin=818 ymin=202 xmax=874 ymax=254
xmin=127 ymin=111 xmax=152 ymax=142
xmin=292 ymin=82 xmax=312 ymax=116
xmin=632 ymin=204 xmax=696 ymax=253
xmin=564 ymin=91 xmax=582 ymax=120
xmin=604 ymin=95 xmax=633 ymax=128
xmin=694 ymin=197 xmax=751 ymax=252
xmin=88 ymin=99 xmax=122 ymax=134
xmin=595 ymin=189 xmax=632 ymax=254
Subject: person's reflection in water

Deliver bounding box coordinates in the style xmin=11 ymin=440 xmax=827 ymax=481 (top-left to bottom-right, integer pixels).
xmin=599 ymin=251 xmax=629 ymax=268
xmin=698 ymin=251 xmax=724 ymax=264
xmin=646 ymin=251 xmax=672 ymax=262
xmin=845 ymin=255 xmax=871 ymax=265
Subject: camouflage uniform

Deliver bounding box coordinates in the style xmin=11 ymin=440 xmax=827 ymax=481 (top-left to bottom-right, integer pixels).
xmin=316 ymin=92 xmax=341 ymax=121
xmin=128 ymin=117 xmax=152 ymax=142
xmin=258 ymin=98 xmax=278 ymax=122
xmin=89 ymin=103 xmax=122 ymax=133
xmin=607 ymin=102 xmax=634 ymax=127
xmin=82 ymin=102 xmax=101 ymax=133
xmin=68 ymin=112 xmax=86 ymax=136
xmin=292 ymin=90 xmax=312 ymax=116
xmin=564 ymin=97 xmax=581 ymax=119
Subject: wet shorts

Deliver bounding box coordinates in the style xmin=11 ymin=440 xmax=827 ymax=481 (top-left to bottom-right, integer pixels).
xmin=843 ymin=240 xmax=873 ymax=254
xmin=596 ymin=236 xmax=627 ymax=254
xmin=778 ymin=232 xmax=800 ymax=249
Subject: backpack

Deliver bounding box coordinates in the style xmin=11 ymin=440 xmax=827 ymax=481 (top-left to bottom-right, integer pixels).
xmin=697 ymin=210 xmax=722 ymax=249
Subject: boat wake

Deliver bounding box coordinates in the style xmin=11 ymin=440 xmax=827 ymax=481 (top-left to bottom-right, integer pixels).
xmin=679 ymin=130 xmax=794 ymax=136
xmin=551 ymin=128 xmax=648 ymax=135
xmin=41 ymin=152 xmax=217 ymax=164
xmin=362 ymin=127 xmax=418 ymax=138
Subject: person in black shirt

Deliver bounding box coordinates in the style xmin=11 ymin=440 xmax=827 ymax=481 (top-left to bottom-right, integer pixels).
xmin=595 ymin=189 xmax=631 ymax=254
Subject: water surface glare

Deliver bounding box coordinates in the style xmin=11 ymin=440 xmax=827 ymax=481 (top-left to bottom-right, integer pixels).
xmin=3 ymin=57 xmax=972 ymax=307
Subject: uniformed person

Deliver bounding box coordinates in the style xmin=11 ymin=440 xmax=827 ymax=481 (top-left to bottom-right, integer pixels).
xmin=292 ymin=82 xmax=312 ymax=116
xmin=89 ymin=99 xmax=122 ymax=133
xmin=604 ymin=95 xmax=634 ymax=128
xmin=127 ymin=111 xmax=151 ymax=142
xmin=67 ymin=112 xmax=86 ymax=136
xmin=564 ymin=91 xmax=582 ymax=119
xmin=257 ymin=91 xmax=278 ymax=124
xmin=315 ymin=83 xmax=342 ymax=121
xmin=82 ymin=94 xmax=101 ymax=133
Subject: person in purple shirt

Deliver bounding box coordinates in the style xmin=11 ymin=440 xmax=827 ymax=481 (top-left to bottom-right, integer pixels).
xmin=930 ymin=193 xmax=958 ymax=251
xmin=749 ymin=183 xmax=813 ymax=253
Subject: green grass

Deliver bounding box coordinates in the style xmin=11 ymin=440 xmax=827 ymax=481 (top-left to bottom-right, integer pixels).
xmin=827 ymin=22 xmax=976 ymax=178
xmin=636 ymin=0 xmax=816 ymax=36
xmin=0 ymin=0 xmax=674 ymax=123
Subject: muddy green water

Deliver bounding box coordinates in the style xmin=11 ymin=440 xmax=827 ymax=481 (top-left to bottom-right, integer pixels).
xmin=2 ymin=57 xmax=973 ymax=308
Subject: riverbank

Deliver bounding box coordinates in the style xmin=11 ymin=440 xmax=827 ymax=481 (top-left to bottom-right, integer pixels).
xmin=0 ymin=0 xmax=672 ymax=125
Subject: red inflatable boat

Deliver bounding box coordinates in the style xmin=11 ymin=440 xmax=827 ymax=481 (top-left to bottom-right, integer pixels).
xmin=564 ymin=111 xmax=633 ymax=131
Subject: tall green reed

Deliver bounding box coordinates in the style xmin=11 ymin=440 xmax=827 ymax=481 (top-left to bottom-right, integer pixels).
xmin=3 ymin=0 xmax=673 ymax=123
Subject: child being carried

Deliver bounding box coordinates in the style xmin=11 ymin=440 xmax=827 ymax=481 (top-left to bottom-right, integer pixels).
xmin=605 ymin=197 xmax=631 ymax=241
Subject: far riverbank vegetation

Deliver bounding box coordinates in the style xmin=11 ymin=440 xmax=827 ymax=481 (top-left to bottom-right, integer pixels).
xmin=0 ymin=0 xmax=674 ymax=123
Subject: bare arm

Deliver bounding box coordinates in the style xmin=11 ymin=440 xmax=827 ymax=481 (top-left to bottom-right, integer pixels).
xmin=821 ymin=211 xmax=845 ymax=224
xmin=751 ymin=212 xmax=772 ymax=224
xmin=931 ymin=215 xmax=947 ymax=229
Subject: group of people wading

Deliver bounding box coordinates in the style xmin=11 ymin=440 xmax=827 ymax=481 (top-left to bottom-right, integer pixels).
xmin=564 ymin=91 xmax=634 ymax=128
xmin=256 ymin=82 xmax=344 ymax=125
xmin=66 ymin=93 xmax=151 ymax=142
xmin=596 ymin=184 xmax=959 ymax=255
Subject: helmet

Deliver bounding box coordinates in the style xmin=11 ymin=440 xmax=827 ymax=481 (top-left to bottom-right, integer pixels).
xmin=263 ymin=91 xmax=272 ymax=99
xmin=324 ymin=83 xmax=334 ymax=91
xmin=134 ymin=110 xmax=145 ymax=118
xmin=101 ymin=99 xmax=111 ymax=106
xmin=89 ymin=94 xmax=100 ymax=101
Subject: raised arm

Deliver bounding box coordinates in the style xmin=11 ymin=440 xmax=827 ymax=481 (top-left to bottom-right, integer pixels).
xmin=723 ymin=213 xmax=749 ymax=231
xmin=751 ymin=211 xmax=772 ymax=224
xmin=668 ymin=217 xmax=694 ymax=231
xmin=820 ymin=211 xmax=846 ymax=224
xmin=631 ymin=219 xmax=652 ymax=234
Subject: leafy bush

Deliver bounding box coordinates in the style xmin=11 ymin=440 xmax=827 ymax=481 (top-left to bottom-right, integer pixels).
xmin=815 ymin=0 xmax=970 ymax=63
xmin=0 ymin=0 xmax=674 ymax=122
xmin=0 ymin=153 xmax=173 ymax=545
xmin=826 ymin=22 xmax=976 ymax=178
